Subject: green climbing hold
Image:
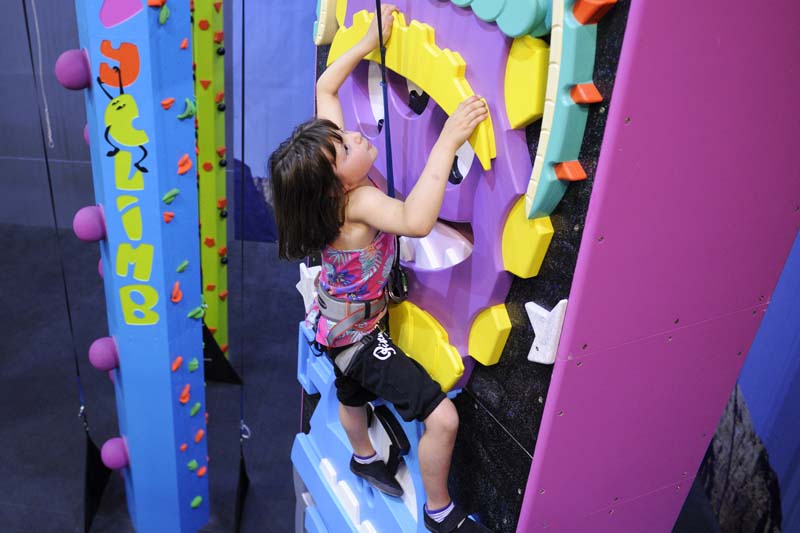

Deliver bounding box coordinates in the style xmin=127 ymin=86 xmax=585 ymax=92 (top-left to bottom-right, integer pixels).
xmin=163 ymin=189 xmax=180 ymax=204
xmin=187 ymin=459 xmax=198 ymax=471
xmin=159 ymin=4 xmax=170 ymax=25
xmin=177 ymin=98 xmax=196 ymax=120
xmin=190 ymin=402 xmax=201 ymax=416
xmin=176 ymin=260 xmax=189 ymax=273
xmin=188 ymin=358 xmax=199 ymax=372
xmin=187 ymin=306 xmax=205 ymax=319
xmin=191 ymin=495 xmax=203 ymax=509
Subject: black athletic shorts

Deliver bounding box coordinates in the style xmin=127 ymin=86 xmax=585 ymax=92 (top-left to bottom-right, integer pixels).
xmin=328 ymin=327 xmax=447 ymax=423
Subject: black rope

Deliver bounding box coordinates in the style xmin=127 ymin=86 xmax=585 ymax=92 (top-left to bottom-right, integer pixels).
xmin=374 ymin=0 xmax=395 ymax=198
xmin=21 ymin=0 xmax=90 ymax=433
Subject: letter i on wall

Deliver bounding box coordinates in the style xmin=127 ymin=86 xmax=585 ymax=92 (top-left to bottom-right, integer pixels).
xmin=67 ymin=1 xmax=210 ymax=531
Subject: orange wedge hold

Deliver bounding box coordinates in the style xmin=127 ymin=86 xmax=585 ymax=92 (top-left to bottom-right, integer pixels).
xmin=179 ymin=384 xmax=191 ymax=404
xmin=163 ymin=211 xmax=175 ymax=223
xmin=195 ymin=429 xmax=205 ymax=443
xmin=177 ymin=154 xmax=192 ymax=175
xmin=171 ymin=281 xmax=183 ymax=303
xmin=571 ymin=83 xmax=603 ymax=104
xmin=171 ymin=356 xmax=184 ymax=372
xmin=554 ymin=161 xmax=588 ymax=182
xmin=161 ymin=97 xmax=175 ymax=110
xmin=180 ymin=38 xmax=189 ymax=50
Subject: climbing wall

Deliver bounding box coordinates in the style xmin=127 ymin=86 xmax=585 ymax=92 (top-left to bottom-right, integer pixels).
xmin=294 ymin=0 xmax=627 ymax=531
xmin=59 ymin=1 xmax=209 ymax=530
xmin=192 ymin=0 xmax=230 ymax=356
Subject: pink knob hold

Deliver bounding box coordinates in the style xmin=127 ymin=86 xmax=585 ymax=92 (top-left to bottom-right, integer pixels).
xmin=107 ymin=370 xmax=115 ymax=383
xmin=89 ymin=337 xmax=119 ymax=371
xmin=83 ymin=123 xmax=90 ymax=146
xmin=55 ymin=49 xmax=92 ymax=90
xmin=98 ymin=258 xmax=104 ymax=279
xmin=101 ymin=437 xmax=129 ymax=470
xmin=73 ymin=205 xmax=106 ymax=242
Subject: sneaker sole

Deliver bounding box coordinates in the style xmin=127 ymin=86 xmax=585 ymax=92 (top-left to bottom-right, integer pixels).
xmin=350 ymin=467 xmax=404 ymax=498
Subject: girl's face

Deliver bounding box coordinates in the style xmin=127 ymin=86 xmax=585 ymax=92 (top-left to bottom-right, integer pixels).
xmin=333 ymin=130 xmax=378 ymax=191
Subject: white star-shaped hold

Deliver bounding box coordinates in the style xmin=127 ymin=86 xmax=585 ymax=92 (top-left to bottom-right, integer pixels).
xmin=296 ymin=263 xmax=321 ymax=313
xmin=525 ymin=299 xmax=568 ymax=365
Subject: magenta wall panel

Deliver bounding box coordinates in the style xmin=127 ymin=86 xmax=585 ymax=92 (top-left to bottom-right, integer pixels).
xmin=518 ymin=0 xmax=800 ymax=531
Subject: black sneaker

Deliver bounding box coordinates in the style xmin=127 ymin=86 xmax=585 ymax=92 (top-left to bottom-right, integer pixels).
xmin=423 ymin=503 xmax=493 ymax=532
xmin=349 ymin=456 xmax=404 ymax=497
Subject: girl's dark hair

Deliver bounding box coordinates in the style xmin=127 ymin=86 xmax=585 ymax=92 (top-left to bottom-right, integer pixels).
xmin=269 ymin=118 xmax=346 ymax=260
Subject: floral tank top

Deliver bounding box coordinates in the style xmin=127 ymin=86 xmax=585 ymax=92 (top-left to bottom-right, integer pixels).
xmin=306 ymin=230 xmax=396 ymax=347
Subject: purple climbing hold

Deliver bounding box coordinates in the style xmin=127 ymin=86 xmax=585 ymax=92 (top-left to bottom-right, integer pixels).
xmin=89 ymin=337 xmax=119 ymax=371
xmin=72 ymin=205 xmax=106 ymax=242
xmin=83 ymin=123 xmax=90 ymax=146
xmin=101 ymin=437 xmax=129 ymax=470
xmin=54 ymin=49 xmax=91 ymax=90
xmin=99 ymin=0 xmax=144 ymax=29
xmin=98 ymin=258 xmax=104 ymax=279
xmin=107 ymin=370 xmax=115 ymax=383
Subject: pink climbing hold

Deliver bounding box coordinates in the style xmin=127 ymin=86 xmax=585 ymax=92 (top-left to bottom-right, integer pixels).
xmin=98 ymin=258 xmax=104 ymax=279
xmin=107 ymin=370 xmax=115 ymax=383
xmin=89 ymin=337 xmax=119 ymax=371
xmin=101 ymin=437 xmax=129 ymax=470
xmin=54 ymin=49 xmax=92 ymax=90
xmin=83 ymin=123 xmax=90 ymax=146
xmin=99 ymin=0 xmax=144 ymax=29
xmin=72 ymin=206 xmax=106 ymax=242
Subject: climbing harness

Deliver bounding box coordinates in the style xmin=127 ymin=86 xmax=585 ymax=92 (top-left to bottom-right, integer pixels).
xmin=315 ymin=274 xmax=388 ymax=346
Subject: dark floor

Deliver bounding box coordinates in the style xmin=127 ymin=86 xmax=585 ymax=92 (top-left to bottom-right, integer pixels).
xmin=0 ymin=223 xmax=719 ymax=532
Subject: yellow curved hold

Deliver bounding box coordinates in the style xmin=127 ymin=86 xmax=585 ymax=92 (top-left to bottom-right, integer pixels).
xmin=502 ymin=196 xmax=554 ymax=278
xmin=315 ymin=0 xmax=340 ymax=45
xmin=505 ymin=35 xmax=549 ymax=129
xmin=468 ymin=304 xmax=512 ymax=366
xmin=388 ymin=301 xmax=464 ymax=392
xmin=328 ymin=10 xmax=496 ymax=170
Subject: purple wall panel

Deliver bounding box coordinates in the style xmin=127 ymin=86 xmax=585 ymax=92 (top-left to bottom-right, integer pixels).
xmin=518 ymin=0 xmax=800 ymax=530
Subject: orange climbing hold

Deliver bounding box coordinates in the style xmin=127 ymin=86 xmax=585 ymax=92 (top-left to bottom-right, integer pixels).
xmin=180 ymin=38 xmax=189 ymax=50
xmin=178 ymin=154 xmax=193 ymax=175
xmin=194 ymin=429 xmax=205 ymax=443
xmin=554 ymin=161 xmax=588 ymax=182
xmin=171 ymin=281 xmax=183 ymax=303
xmin=570 ymin=83 xmax=603 ymax=104
xmin=204 ymin=237 xmax=216 ymax=247
xmin=214 ymin=91 xmax=225 ymax=104
xmin=219 ymin=290 xmax=229 ymax=301
xmin=200 ymin=80 xmax=211 ymax=90
xmin=171 ymin=356 xmax=184 ymax=372
xmin=198 ymin=19 xmax=210 ymax=31
xmin=214 ymin=31 xmax=224 ymax=44
xmin=573 ymin=0 xmax=618 ymax=24
xmin=197 ymin=466 xmax=207 ymax=477
xmin=179 ymin=384 xmax=191 ymax=404
xmin=161 ymin=97 xmax=175 ymax=110
xmin=163 ymin=211 xmax=175 ymax=223
xmin=180 ymin=443 xmax=188 ymax=452
xmin=221 ymin=344 xmax=229 ymax=353
xmin=208 ymin=326 xmax=217 ymax=334
xmin=217 ymin=198 xmax=227 ymax=209
xmin=218 ymin=246 xmax=227 ymax=257
xmin=148 ymin=0 xmax=166 ymax=6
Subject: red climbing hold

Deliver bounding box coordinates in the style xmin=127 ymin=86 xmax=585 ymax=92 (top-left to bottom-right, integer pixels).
xmin=216 ymin=147 xmax=227 ymax=158
xmin=214 ymin=91 xmax=225 ymax=104
xmin=214 ymin=31 xmax=224 ymax=44
xmin=217 ymin=198 xmax=227 ymax=209
xmin=203 ymin=162 xmax=213 ymax=172
xmin=218 ymin=246 xmax=228 ymax=257
xmin=200 ymin=80 xmax=211 ymax=90
xmin=204 ymin=237 xmax=216 ymax=247
xmin=213 ymin=2 xmax=222 ymax=13
xmin=198 ymin=19 xmax=210 ymax=31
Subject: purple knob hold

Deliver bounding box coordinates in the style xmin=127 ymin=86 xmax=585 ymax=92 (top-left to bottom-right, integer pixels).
xmin=83 ymin=123 xmax=90 ymax=146
xmin=98 ymin=258 xmax=104 ymax=279
xmin=89 ymin=337 xmax=118 ymax=371
xmin=73 ymin=205 xmax=106 ymax=242
xmin=107 ymin=370 xmax=115 ymax=383
xmin=101 ymin=437 xmax=129 ymax=470
xmin=55 ymin=49 xmax=91 ymax=90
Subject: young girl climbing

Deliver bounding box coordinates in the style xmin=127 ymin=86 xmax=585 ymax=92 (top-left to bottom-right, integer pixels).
xmin=269 ymin=5 xmax=490 ymax=532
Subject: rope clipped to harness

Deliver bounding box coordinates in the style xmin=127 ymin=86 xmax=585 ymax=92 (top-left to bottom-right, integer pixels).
xmin=374 ymin=0 xmax=408 ymax=304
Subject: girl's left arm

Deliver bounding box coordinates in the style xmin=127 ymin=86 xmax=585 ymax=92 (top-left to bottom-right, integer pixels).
xmin=316 ymin=4 xmax=395 ymax=128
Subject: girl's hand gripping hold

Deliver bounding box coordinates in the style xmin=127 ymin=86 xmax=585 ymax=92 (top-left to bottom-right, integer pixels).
xmin=439 ymin=95 xmax=489 ymax=152
xmin=363 ymin=4 xmax=396 ymax=50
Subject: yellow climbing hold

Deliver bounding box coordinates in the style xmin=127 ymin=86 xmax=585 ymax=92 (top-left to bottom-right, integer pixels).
xmin=388 ymin=300 xmax=463 ymax=392
xmin=502 ymin=196 xmax=554 ymax=278
xmin=504 ymin=35 xmax=549 ymax=129
xmin=328 ymin=9 xmax=496 ymax=170
xmin=468 ymin=304 xmax=512 ymax=367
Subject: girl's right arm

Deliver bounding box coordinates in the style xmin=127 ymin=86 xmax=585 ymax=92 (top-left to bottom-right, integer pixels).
xmin=348 ymin=96 xmax=489 ymax=237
